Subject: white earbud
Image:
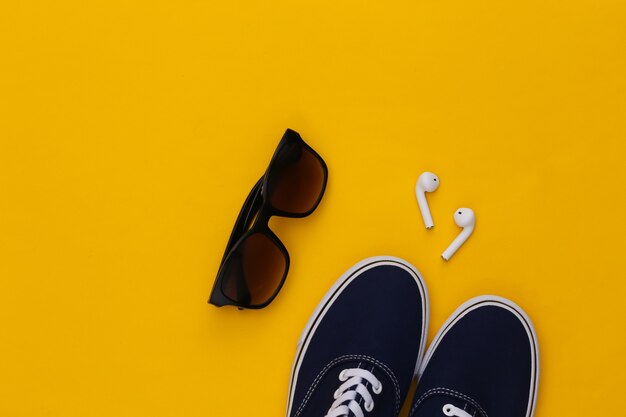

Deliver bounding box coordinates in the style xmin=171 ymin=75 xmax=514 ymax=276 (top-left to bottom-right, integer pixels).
xmin=442 ymin=208 xmax=475 ymax=261
xmin=415 ymin=172 xmax=440 ymax=229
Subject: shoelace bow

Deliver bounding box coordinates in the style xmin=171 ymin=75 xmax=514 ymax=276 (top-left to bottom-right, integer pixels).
xmin=325 ymin=368 xmax=382 ymax=417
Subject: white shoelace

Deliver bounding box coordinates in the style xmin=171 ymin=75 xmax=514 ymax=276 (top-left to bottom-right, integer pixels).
xmin=325 ymin=368 xmax=382 ymax=417
xmin=443 ymin=404 xmax=473 ymax=417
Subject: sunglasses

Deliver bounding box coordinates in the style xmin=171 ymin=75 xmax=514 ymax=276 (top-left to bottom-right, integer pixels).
xmin=209 ymin=129 xmax=328 ymax=309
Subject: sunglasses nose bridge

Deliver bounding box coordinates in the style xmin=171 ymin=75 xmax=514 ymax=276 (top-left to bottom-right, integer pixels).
xmin=254 ymin=203 xmax=273 ymax=227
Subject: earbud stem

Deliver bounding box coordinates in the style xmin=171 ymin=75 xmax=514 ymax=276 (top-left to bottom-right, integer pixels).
xmin=416 ymin=192 xmax=434 ymax=229
xmin=442 ymin=227 xmax=473 ymax=261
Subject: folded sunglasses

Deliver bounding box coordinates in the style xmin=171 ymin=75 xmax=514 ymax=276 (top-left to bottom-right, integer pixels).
xmin=209 ymin=129 xmax=328 ymax=309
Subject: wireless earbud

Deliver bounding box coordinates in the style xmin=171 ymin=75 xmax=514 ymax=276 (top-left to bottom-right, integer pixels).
xmin=415 ymin=172 xmax=440 ymax=229
xmin=442 ymin=208 xmax=475 ymax=261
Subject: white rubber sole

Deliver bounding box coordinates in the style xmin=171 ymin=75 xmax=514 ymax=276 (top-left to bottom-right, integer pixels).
xmin=417 ymin=295 xmax=540 ymax=417
xmin=285 ymin=256 xmax=429 ymax=417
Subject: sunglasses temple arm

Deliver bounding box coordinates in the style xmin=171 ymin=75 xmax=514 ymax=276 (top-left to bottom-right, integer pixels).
xmin=218 ymin=176 xmax=265 ymax=267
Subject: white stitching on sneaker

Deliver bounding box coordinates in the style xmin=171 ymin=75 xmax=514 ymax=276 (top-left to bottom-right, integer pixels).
xmin=409 ymin=388 xmax=488 ymax=417
xmin=294 ymin=354 xmax=401 ymax=417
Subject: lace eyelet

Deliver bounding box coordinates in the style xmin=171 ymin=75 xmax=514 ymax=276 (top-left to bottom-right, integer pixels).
xmin=339 ymin=370 xmax=348 ymax=381
xmin=365 ymin=401 xmax=374 ymax=412
xmin=373 ymin=383 xmax=382 ymax=394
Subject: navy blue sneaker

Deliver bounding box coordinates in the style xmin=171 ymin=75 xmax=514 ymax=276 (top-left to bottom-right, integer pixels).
xmin=286 ymin=256 xmax=429 ymax=417
xmin=410 ymin=296 xmax=539 ymax=417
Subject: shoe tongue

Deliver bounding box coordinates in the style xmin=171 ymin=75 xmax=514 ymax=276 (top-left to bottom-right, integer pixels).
xmin=410 ymin=389 xmax=487 ymax=417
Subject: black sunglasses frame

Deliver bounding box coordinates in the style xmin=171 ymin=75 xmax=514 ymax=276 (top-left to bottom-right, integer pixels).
xmin=209 ymin=129 xmax=328 ymax=309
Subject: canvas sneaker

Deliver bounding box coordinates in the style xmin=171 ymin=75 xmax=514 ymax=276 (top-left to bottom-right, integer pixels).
xmin=286 ymin=256 xmax=429 ymax=417
xmin=409 ymin=296 xmax=539 ymax=417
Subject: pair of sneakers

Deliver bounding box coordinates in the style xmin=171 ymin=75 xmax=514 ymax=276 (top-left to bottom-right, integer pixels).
xmin=286 ymin=257 xmax=539 ymax=417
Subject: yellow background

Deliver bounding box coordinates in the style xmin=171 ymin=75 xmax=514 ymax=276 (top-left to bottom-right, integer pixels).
xmin=1 ymin=0 xmax=625 ymax=416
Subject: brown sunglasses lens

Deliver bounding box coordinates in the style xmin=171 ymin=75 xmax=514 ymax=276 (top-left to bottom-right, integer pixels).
xmin=220 ymin=232 xmax=287 ymax=306
xmin=268 ymin=144 xmax=326 ymax=214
